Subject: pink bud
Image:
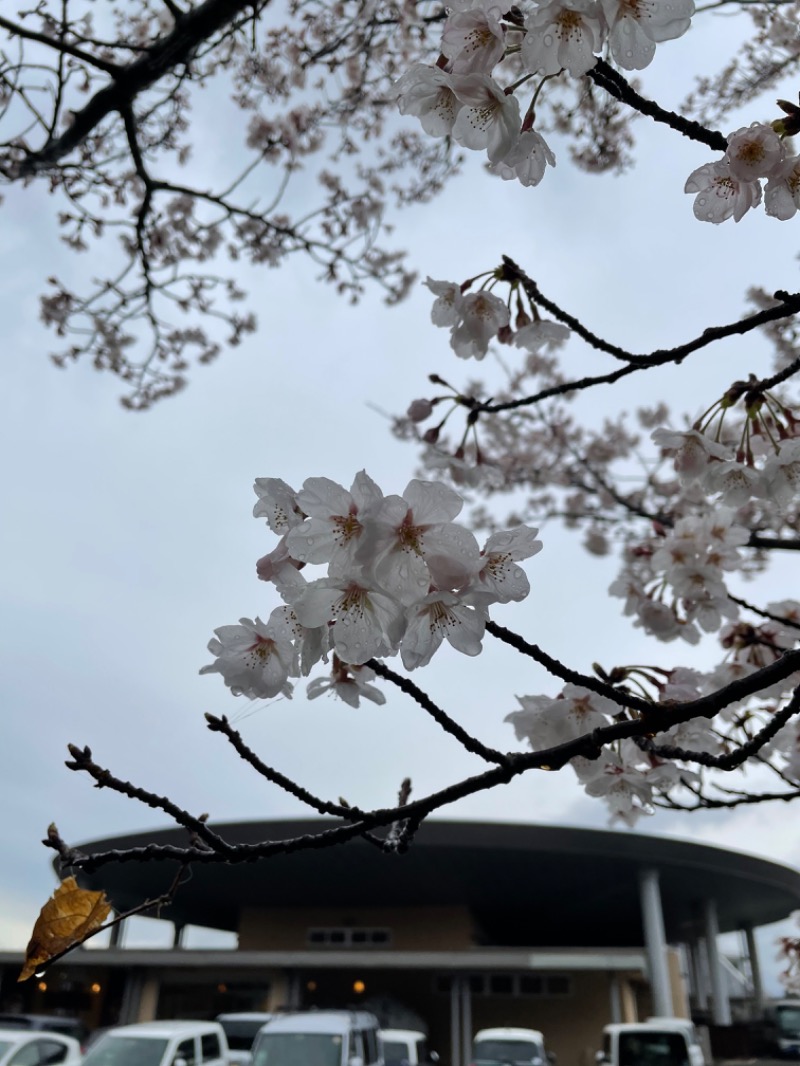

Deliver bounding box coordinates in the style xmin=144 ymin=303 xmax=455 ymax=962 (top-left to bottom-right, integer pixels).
xmin=407 ymin=398 xmax=434 ymax=422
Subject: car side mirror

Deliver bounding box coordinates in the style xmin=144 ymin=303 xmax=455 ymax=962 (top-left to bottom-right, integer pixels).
xmin=173 ymin=1058 xmax=189 ymax=1066
xmin=349 ymin=1056 xmax=364 ymax=1066
xmin=430 ymin=1054 xmax=440 ymax=1064
xmin=595 ymin=1052 xmax=608 ymax=1064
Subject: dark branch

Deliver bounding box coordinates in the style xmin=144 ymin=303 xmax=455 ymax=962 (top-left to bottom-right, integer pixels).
xmin=14 ymin=0 xmax=261 ymax=175
xmin=366 ymin=658 xmax=510 ymax=765
xmin=204 ymin=713 xmax=369 ymax=820
xmin=589 ymin=59 xmax=728 ymax=152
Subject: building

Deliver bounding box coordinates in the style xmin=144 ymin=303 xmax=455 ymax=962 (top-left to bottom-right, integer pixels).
xmin=2 ymin=819 xmax=799 ymax=1065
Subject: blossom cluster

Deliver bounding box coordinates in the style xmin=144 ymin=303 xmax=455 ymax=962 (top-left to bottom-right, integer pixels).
xmin=507 ymin=604 xmax=800 ymax=823
xmin=652 ymin=421 xmax=800 ymax=509
xmin=426 ymin=275 xmax=570 ymax=360
xmin=609 ymin=508 xmax=748 ymax=645
xmin=393 ymin=0 xmax=694 ymax=187
xmin=506 ymin=681 xmax=708 ymax=824
xmin=685 ymin=122 xmax=800 ymax=223
xmin=201 ymin=471 xmax=542 ymax=705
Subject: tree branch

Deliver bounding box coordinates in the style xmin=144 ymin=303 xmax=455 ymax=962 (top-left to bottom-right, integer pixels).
xmin=14 ymin=0 xmax=263 ymax=175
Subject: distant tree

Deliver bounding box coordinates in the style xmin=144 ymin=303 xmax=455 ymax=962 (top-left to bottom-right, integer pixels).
xmin=8 ymin=0 xmax=800 ymax=978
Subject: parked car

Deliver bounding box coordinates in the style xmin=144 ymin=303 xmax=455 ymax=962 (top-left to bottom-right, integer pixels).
xmin=598 ymin=1023 xmax=693 ymax=1066
xmin=251 ymin=1010 xmax=383 ymax=1066
xmin=762 ymin=1000 xmax=800 ymax=1057
xmin=215 ymin=1015 xmax=273 ymax=1066
xmin=471 ymin=1027 xmax=552 ymax=1066
xmin=0 ymin=1018 xmax=87 ymax=1049
xmin=80 ymin=1021 xmax=229 ymax=1066
xmin=378 ymin=1029 xmax=438 ymax=1066
xmin=645 ymin=1018 xmax=705 ymax=1066
xmin=0 ymin=1026 xmax=82 ymax=1066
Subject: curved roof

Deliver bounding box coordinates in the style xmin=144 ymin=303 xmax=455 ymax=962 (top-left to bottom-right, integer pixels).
xmin=75 ymin=819 xmax=800 ymax=945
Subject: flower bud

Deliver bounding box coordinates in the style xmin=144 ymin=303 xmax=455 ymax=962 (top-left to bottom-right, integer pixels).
xmin=407 ymin=398 xmax=434 ymax=422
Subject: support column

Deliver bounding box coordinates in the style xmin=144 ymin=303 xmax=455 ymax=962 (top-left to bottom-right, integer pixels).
xmin=137 ymin=974 xmax=160 ymax=1022
xmin=460 ymin=978 xmax=473 ymax=1066
xmin=743 ymin=924 xmax=765 ymax=1018
xmin=609 ymin=974 xmax=622 ymax=1024
xmin=689 ymin=940 xmax=709 ymax=1013
xmin=639 ymin=868 xmax=673 ymax=1017
xmin=704 ymin=899 xmax=732 ymax=1026
xmin=450 ymin=978 xmax=461 ymax=1066
xmin=118 ymin=972 xmax=143 ymax=1025
xmin=287 ymin=972 xmax=301 ymax=1009
xmin=109 ymin=916 xmax=124 ymax=948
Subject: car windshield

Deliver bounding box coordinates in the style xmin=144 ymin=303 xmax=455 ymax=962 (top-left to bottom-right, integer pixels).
xmin=0 ymin=1041 xmax=16 ymax=1058
xmin=82 ymin=1035 xmax=170 ymax=1066
xmin=778 ymin=1008 xmax=800 ymax=1035
xmin=252 ymin=1033 xmax=343 ymax=1066
xmin=218 ymin=1023 xmax=265 ymax=1052
xmin=618 ymin=1031 xmax=689 ymax=1066
xmin=382 ymin=1040 xmax=412 ymax=1065
xmin=473 ymin=1040 xmax=542 ymax=1064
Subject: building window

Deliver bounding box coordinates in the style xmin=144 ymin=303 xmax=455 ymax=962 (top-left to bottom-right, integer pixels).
xmin=434 ymin=973 xmax=572 ymax=998
xmin=545 ymin=975 xmax=571 ymax=996
xmin=306 ymin=927 xmax=392 ymax=948
xmin=489 ymin=974 xmax=514 ymax=996
xmin=519 ymin=975 xmax=543 ymax=996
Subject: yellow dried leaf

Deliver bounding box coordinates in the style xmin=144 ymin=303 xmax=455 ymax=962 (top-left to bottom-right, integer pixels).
xmin=19 ymin=876 xmax=112 ymax=981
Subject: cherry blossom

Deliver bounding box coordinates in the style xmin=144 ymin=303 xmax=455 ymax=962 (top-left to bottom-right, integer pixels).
xmin=684 ymin=160 xmax=762 ymax=223
xmin=291 ymin=573 xmax=406 ymax=665
xmin=402 ymin=591 xmax=487 ymax=670
xmin=306 ymin=657 xmax=386 ymax=708
xmin=252 ymin=478 xmax=304 ymax=533
xmin=763 ymin=438 xmax=800 ymax=507
xmin=725 ymin=123 xmax=785 ymax=182
xmin=576 ymin=749 xmax=656 ymax=825
xmin=651 ymin=427 xmax=732 ymax=482
xmin=200 ymin=615 xmax=296 ymax=699
xmin=449 ymin=73 xmax=521 ymax=163
xmin=521 ymin=0 xmax=606 ymax=77
xmin=513 ymin=318 xmax=570 ymax=352
xmin=441 ymin=8 xmax=507 ymax=75
xmin=489 ymin=130 xmax=557 ymax=188
xmin=506 ymin=684 xmax=616 ymax=749
xmin=393 ymin=65 xmax=462 ymax=138
xmin=286 ymin=471 xmax=383 ymax=572
xmin=465 ymin=526 xmax=543 ymax=602
xmin=600 ymin=0 xmax=694 ymax=70
xmin=364 ymin=479 xmax=481 ymax=604
xmin=765 ymin=157 xmax=800 ymax=220
xmin=449 ymin=290 xmax=511 ymax=359
xmin=425 ymin=278 xmax=464 ymax=327
xmin=446 ymin=0 xmax=517 ymax=11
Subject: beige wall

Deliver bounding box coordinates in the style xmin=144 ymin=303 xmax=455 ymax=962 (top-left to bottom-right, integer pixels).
xmin=137 ymin=974 xmax=160 ymax=1022
xmin=238 ymin=905 xmax=474 ymax=951
xmin=469 ymin=971 xmax=617 ymax=1066
xmin=668 ymin=948 xmax=690 ymax=1019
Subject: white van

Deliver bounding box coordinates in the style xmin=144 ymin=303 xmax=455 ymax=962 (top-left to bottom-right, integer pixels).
xmin=251 ymin=1011 xmax=383 ymax=1066
xmin=80 ymin=1021 xmax=229 ymax=1066
xmin=378 ymin=1029 xmax=439 ymax=1066
xmin=645 ymin=1018 xmax=706 ymax=1066
xmin=216 ymin=1014 xmax=274 ymax=1066
xmin=472 ymin=1028 xmax=552 ymax=1065
xmin=598 ymin=1023 xmax=695 ymax=1066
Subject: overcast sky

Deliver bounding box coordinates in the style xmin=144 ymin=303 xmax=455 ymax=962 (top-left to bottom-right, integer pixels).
xmin=1 ymin=4 xmax=799 ymax=995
